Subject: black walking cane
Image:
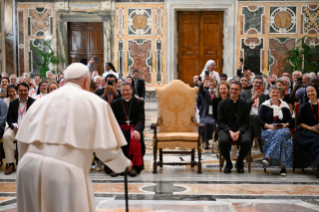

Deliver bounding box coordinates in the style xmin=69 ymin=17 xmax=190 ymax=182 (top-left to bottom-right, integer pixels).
xmin=124 ymin=168 xmax=129 ymax=212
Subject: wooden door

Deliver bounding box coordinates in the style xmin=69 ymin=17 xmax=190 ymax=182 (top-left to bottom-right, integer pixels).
xmin=68 ymin=22 xmax=104 ymax=75
xmin=178 ymin=11 xmax=223 ymax=84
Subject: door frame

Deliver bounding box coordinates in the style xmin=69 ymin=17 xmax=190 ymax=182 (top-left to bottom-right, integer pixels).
xmin=165 ymin=0 xmax=238 ymax=83
xmin=55 ymin=11 xmax=113 ymax=73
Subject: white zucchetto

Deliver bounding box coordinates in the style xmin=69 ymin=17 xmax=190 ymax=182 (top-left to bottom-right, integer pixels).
xmin=64 ymin=63 xmax=89 ymax=80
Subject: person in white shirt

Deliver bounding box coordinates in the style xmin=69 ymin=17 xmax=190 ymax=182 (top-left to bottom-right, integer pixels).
xmin=200 ymin=60 xmax=221 ymax=83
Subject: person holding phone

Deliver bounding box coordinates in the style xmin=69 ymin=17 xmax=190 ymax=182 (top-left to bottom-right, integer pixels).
xmin=101 ymin=74 xmax=121 ymax=104
xmin=0 ymin=77 xmax=10 ymax=99
xmin=258 ymin=85 xmax=293 ymax=176
xmin=240 ymin=76 xmax=269 ymax=153
xmin=199 ymin=60 xmax=220 ymax=83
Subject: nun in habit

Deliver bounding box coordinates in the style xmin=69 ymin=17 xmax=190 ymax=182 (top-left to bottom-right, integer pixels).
xmin=199 ymin=60 xmax=221 ymax=83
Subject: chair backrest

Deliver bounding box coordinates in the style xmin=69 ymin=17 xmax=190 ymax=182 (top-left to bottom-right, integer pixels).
xmin=155 ymin=80 xmax=198 ymax=132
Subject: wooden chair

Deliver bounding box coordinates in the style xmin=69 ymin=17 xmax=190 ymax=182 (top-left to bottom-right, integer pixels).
xmin=219 ymin=142 xmax=252 ymax=173
xmin=151 ymin=80 xmax=204 ymax=174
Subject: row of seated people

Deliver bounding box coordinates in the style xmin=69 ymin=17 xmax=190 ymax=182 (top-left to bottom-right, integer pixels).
xmin=0 ymin=69 xmax=146 ymax=177
xmin=196 ymin=74 xmax=319 ymax=177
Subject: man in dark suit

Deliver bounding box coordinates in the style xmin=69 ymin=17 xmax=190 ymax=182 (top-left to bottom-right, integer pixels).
xmin=4 ymin=82 xmax=35 ymax=175
xmin=95 ymin=74 xmax=121 ymax=104
xmin=132 ymin=70 xmax=146 ymax=100
xmin=240 ymin=75 xmax=269 ymax=153
xmin=217 ymin=81 xmax=251 ymax=174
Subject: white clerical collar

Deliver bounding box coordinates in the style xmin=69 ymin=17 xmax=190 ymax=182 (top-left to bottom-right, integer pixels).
xmin=123 ymin=97 xmax=132 ymax=102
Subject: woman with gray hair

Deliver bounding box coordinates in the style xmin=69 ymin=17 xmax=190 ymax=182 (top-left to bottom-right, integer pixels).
xmin=258 ymin=85 xmax=293 ymax=176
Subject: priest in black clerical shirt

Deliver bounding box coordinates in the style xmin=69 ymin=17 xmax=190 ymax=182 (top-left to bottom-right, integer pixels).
xmin=217 ymin=81 xmax=251 ymax=174
xmin=110 ymin=81 xmax=145 ymax=177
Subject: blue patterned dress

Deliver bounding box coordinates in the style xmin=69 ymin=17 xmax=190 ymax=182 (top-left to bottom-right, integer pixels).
xmin=258 ymin=100 xmax=293 ymax=168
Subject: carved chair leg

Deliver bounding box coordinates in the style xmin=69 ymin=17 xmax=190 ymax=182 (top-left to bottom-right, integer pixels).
xmin=191 ymin=149 xmax=195 ymax=168
xmin=197 ymin=145 xmax=202 ymax=174
xmin=153 ymin=142 xmax=158 ymax=174
xmin=159 ymin=148 xmax=163 ymax=168
xmin=204 ymin=140 xmax=209 ymax=150
xmin=15 ymin=142 xmax=19 ymax=166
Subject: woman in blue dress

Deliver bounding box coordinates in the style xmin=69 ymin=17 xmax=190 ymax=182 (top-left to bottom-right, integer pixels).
xmin=258 ymin=85 xmax=293 ymax=176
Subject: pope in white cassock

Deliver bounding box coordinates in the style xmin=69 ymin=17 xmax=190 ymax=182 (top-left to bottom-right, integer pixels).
xmin=15 ymin=63 xmax=131 ymax=212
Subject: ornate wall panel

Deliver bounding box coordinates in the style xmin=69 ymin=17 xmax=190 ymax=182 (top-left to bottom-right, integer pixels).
xmin=155 ymin=7 xmax=163 ymax=36
xmin=128 ymin=39 xmax=152 ymax=83
xmin=5 ymin=0 xmax=13 ymax=37
xmin=301 ymin=5 xmax=319 ymax=34
xmin=155 ymin=39 xmax=162 ymax=84
xmin=128 ymin=9 xmax=152 ymax=36
xmin=304 ymin=36 xmax=319 ymax=47
xmin=29 ymin=39 xmax=47 ymax=74
xmin=18 ymin=9 xmax=25 ymax=75
xmin=118 ymin=39 xmax=124 ymax=78
xmin=241 ymin=38 xmax=264 ymax=74
xmin=269 ymin=38 xmax=296 ymax=76
xmin=28 ymin=8 xmax=53 ymax=36
xmin=5 ymin=39 xmax=14 ymax=74
xmin=117 ymin=8 xmax=124 ymax=36
xmin=242 ymin=6 xmax=265 ymax=34
xmin=269 ymin=6 xmax=297 ymax=34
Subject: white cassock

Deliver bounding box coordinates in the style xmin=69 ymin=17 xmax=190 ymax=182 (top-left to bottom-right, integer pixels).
xmin=15 ymin=82 xmax=130 ymax=212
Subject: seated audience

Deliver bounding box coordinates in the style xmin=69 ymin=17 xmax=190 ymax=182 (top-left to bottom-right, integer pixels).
xmin=191 ymin=75 xmax=199 ymax=87
xmin=33 ymin=74 xmax=41 ymax=91
xmin=35 ymin=81 xmax=48 ymax=99
xmin=0 ymin=77 xmax=9 ymax=99
xmin=94 ymin=76 xmax=101 ymax=89
xmin=282 ymin=76 xmax=292 ymax=94
xmin=217 ymin=82 xmax=251 ymax=173
xmin=240 ymin=76 xmax=269 ymax=153
xmin=291 ymin=74 xmax=317 ymax=105
xmin=259 ymin=85 xmax=293 ymax=176
xmin=198 ymin=76 xmax=217 ymax=149
xmin=91 ymin=70 xmax=99 ymax=80
xmin=46 ymin=71 xmax=54 ymax=80
xmin=57 ymin=73 xmax=64 ymax=81
xmin=47 ymin=82 xmax=59 ymax=93
xmin=4 ymin=85 xmax=18 ymax=108
xmin=45 ymin=78 xmax=52 ymax=84
xmin=96 ymin=75 xmax=121 ymax=104
xmin=213 ymin=81 xmax=230 ymax=121
xmin=90 ymin=81 xmax=97 ymax=93
xmin=9 ymin=75 xmax=17 ymax=85
xmin=116 ymin=78 xmax=123 ymax=90
xmin=110 ymin=82 xmax=145 ymax=177
xmin=240 ymin=77 xmax=251 ymax=91
xmin=17 ymin=77 xmax=24 ymax=84
xmin=200 ymin=60 xmax=221 ymax=82
xmin=220 ymin=74 xmax=227 ymax=82
xmin=132 ymin=70 xmax=146 ymax=100
xmin=1 ymin=73 xmax=8 ymax=78
xmin=3 ymin=83 xmax=35 ymax=175
xmin=237 ymin=58 xmax=243 ymax=77
xmin=294 ymin=85 xmax=319 ymax=177
xmin=100 ymin=77 xmax=106 ymax=88
xmin=275 ymin=80 xmax=294 ymax=114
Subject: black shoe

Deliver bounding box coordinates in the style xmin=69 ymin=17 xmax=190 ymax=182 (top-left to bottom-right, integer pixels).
xmin=224 ymin=163 xmax=233 ymax=174
xmin=110 ymin=172 xmax=119 ymax=177
xmin=128 ymin=168 xmax=138 ymax=177
xmin=235 ymin=161 xmax=245 ymax=173
xmin=280 ymin=168 xmax=287 ymax=176
xmin=237 ymin=167 xmax=244 ymax=173
xmin=262 ymin=157 xmax=270 ymax=167
xmin=235 ymin=161 xmax=244 ymax=169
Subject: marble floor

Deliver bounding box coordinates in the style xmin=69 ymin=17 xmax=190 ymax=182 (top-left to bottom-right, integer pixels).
xmin=1 ymin=102 xmax=319 ymax=211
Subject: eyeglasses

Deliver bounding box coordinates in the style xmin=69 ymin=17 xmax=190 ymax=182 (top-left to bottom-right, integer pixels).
xmin=230 ymin=88 xmax=240 ymax=91
xmin=254 ymin=81 xmax=263 ymax=85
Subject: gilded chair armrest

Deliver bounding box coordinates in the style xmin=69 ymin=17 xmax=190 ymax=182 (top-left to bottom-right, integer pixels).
xmin=151 ymin=117 xmax=162 ymax=130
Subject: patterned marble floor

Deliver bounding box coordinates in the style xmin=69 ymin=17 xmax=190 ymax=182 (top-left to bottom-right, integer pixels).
xmin=1 ymin=102 xmax=319 ymax=211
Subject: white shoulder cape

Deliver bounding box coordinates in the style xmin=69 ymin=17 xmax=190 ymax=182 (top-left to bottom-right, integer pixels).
xmin=16 ymin=82 xmax=127 ymax=150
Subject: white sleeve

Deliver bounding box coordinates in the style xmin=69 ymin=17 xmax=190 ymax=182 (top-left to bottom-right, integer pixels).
xmin=95 ymin=148 xmax=130 ymax=173
xmin=214 ymin=72 xmax=221 ymax=83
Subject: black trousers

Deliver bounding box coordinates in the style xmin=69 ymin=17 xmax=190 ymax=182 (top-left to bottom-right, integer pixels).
xmin=218 ymin=130 xmax=251 ymax=166
xmin=249 ymin=114 xmax=261 ymax=138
